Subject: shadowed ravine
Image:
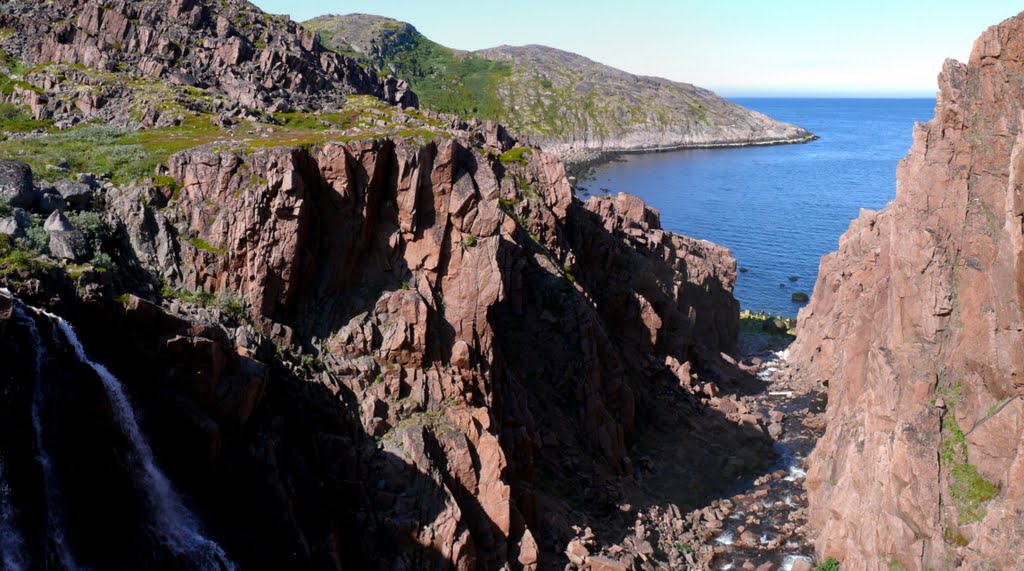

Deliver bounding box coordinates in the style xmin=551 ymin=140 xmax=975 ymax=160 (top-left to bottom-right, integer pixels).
xmin=6 ymin=0 xmax=1024 ymax=569
xmin=2 ymin=290 xmax=234 ymax=571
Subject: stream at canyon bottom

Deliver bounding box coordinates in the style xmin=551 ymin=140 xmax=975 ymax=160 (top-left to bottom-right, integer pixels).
xmin=698 ymin=329 xmax=826 ymax=571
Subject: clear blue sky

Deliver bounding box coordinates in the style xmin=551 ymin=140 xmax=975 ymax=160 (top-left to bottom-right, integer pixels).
xmin=252 ymin=0 xmax=1023 ymax=97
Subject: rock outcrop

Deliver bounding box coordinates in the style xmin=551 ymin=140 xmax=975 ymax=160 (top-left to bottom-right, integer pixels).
xmin=0 ymin=1 xmax=762 ymax=567
xmin=0 ymin=0 xmax=417 ymax=128
xmin=130 ymin=130 xmax=741 ymax=567
xmin=790 ymin=11 xmax=1024 ymax=570
xmin=305 ymin=14 xmax=815 ymax=159
xmin=0 ymin=119 xmax=746 ymax=568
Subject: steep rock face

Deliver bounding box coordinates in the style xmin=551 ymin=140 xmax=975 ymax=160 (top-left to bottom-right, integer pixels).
xmin=790 ymin=12 xmax=1024 ymax=570
xmin=101 ymin=130 xmax=743 ymax=567
xmin=0 ymin=0 xmax=416 ymax=127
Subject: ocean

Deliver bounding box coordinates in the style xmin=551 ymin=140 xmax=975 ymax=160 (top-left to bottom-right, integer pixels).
xmin=585 ymin=98 xmax=936 ymax=317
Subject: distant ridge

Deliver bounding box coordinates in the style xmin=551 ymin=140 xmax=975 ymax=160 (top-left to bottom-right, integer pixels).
xmin=305 ymin=13 xmax=815 ymax=158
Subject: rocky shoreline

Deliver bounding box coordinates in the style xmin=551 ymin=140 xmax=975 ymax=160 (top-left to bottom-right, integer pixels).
xmin=560 ymin=134 xmax=820 ymax=185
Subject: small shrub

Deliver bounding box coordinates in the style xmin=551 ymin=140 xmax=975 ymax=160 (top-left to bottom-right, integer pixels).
xmin=89 ymin=252 xmax=117 ymax=274
xmin=817 ymin=558 xmax=840 ymax=571
xmin=19 ymin=224 xmax=49 ymax=256
xmin=464 ymin=235 xmax=477 ymax=248
xmin=161 ymin=283 xmax=215 ymax=306
xmin=0 ymin=248 xmax=34 ymax=275
xmin=217 ymin=290 xmax=245 ymax=319
xmin=66 ymin=211 xmax=109 ymax=250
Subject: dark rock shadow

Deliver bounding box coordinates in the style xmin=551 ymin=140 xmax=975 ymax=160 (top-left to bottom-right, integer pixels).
xmin=0 ymin=296 xmax=484 ymax=570
xmin=484 ymin=200 xmax=780 ymax=565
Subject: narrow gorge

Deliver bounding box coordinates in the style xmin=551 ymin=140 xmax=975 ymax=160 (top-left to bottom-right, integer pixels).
xmin=2 ymin=0 xmax=1024 ymax=570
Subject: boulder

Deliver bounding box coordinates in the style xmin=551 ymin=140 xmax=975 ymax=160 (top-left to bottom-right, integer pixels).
xmin=49 ymin=230 xmax=91 ymax=262
xmin=37 ymin=190 xmax=67 ymax=215
xmin=45 ymin=212 xmax=90 ymax=261
xmin=763 ymin=316 xmax=790 ymax=334
xmin=0 ymin=208 xmax=32 ymax=238
xmin=0 ymin=159 xmax=37 ymax=208
xmin=791 ymin=292 xmax=809 ymax=302
xmin=54 ymin=180 xmax=94 ymax=210
xmin=43 ymin=211 xmax=75 ymax=232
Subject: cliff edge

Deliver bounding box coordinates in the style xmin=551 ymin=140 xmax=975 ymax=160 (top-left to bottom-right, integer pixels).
xmin=789 ymin=10 xmax=1024 ymax=570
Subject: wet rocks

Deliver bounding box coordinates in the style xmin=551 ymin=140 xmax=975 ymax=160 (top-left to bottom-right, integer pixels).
xmin=789 ymin=292 xmax=808 ymax=303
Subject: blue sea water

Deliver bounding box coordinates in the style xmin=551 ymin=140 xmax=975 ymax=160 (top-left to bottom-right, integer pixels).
xmin=585 ymin=98 xmax=936 ymax=317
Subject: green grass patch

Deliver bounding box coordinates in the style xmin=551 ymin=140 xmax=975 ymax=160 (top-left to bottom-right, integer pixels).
xmin=817 ymin=558 xmax=840 ymax=571
xmin=187 ymin=237 xmax=227 ymax=256
xmin=498 ymin=147 xmax=533 ymax=166
xmin=0 ymin=89 xmax=453 ymax=185
xmin=938 ymin=379 xmax=999 ymax=525
xmin=0 ymin=102 xmax=53 ymax=133
xmin=949 ymin=463 xmax=997 ymax=524
xmin=740 ymin=309 xmax=796 ymax=337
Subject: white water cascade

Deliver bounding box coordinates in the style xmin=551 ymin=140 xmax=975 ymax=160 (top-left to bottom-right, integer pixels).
xmin=4 ymin=289 xmax=234 ymax=570
xmin=0 ymin=454 xmax=27 ymax=571
xmin=19 ymin=305 xmax=82 ymax=570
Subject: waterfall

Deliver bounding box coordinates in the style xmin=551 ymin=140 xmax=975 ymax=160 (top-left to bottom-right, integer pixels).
xmin=3 ymin=289 xmax=234 ymax=570
xmin=0 ymin=454 xmax=27 ymax=571
xmin=19 ymin=305 xmax=81 ymax=571
xmin=39 ymin=306 xmax=234 ymax=570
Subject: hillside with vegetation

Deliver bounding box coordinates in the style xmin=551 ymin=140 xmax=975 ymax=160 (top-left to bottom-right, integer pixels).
xmin=305 ymin=14 xmax=815 ymax=157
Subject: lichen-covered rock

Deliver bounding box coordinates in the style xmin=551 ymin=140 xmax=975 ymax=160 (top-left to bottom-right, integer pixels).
xmin=0 ymin=159 xmax=36 ymax=209
xmin=53 ymin=180 xmax=93 ymax=211
xmin=790 ymin=10 xmax=1024 ymax=570
xmin=0 ymin=208 xmax=31 ymax=238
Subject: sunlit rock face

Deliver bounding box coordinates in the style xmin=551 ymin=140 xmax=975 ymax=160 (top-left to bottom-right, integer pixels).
xmin=790 ymin=10 xmax=1024 ymax=570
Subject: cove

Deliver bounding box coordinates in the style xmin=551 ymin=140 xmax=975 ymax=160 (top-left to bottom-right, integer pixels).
xmin=585 ymin=98 xmax=935 ymax=316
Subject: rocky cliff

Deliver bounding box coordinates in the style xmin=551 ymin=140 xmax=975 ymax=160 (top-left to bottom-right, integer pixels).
xmin=789 ymin=11 xmax=1024 ymax=570
xmin=304 ymin=14 xmax=815 ymax=158
xmin=0 ymin=0 xmax=762 ymax=568
xmin=0 ymin=0 xmax=416 ymax=129
xmin=0 ymin=125 xmax=749 ymax=569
